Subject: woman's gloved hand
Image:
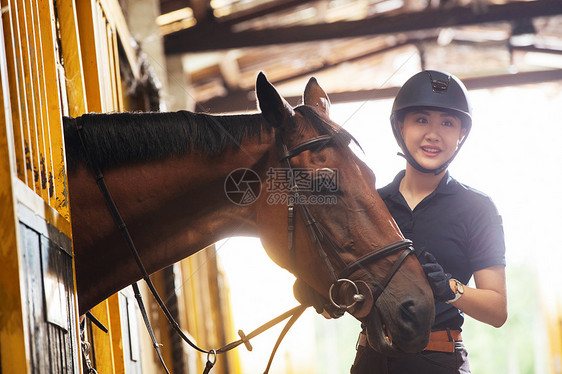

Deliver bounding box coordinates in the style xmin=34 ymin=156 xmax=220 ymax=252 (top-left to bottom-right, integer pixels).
xmin=419 ymin=252 xmax=455 ymax=302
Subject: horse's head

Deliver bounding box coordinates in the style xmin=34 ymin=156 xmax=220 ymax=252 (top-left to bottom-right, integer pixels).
xmin=253 ymin=72 xmax=434 ymax=355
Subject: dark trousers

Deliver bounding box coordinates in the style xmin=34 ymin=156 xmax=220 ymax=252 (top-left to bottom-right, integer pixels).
xmin=350 ymin=342 xmax=471 ymax=374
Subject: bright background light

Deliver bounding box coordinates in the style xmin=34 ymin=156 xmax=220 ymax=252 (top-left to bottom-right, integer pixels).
xmin=216 ymin=82 xmax=562 ymax=373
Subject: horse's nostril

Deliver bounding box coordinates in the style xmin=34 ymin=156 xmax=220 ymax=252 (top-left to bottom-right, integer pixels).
xmin=400 ymin=300 xmax=417 ymax=323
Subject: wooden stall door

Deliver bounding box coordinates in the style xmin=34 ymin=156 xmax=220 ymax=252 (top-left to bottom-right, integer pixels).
xmin=0 ymin=0 xmax=79 ymax=373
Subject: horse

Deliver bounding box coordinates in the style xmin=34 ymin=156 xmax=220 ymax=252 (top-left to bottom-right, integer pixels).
xmin=64 ymin=72 xmax=434 ymax=356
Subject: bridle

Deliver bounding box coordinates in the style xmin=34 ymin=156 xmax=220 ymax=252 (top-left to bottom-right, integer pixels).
xmin=277 ymin=129 xmax=415 ymax=318
xmin=73 ymin=116 xmax=414 ymax=374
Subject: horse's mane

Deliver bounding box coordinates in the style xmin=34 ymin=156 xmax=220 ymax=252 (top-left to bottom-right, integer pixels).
xmin=63 ymin=110 xmax=270 ymax=171
xmin=63 ymin=106 xmax=352 ymax=171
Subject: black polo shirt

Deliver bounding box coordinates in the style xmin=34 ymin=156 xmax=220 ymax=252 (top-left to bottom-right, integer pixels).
xmin=378 ymin=170 xmax=506 ymax=331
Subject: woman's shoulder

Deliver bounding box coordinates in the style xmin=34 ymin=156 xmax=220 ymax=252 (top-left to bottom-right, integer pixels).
xmin=447 ymin=177 xmax=500 ymax=215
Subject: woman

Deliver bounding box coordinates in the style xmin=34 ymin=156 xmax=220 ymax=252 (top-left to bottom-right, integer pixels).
xmin=350 ymin=70 xmax=507 ymax=373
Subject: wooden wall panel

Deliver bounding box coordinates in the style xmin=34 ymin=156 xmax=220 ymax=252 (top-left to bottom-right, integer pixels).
xmin=18 ymin=204 xmax=78 ymax=373
xmin=1 ymin=0 xmax=78 ymax=372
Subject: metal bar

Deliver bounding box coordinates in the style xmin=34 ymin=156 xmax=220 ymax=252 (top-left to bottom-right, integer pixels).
xmin=37 ymin=0 xmax=70 ymax=218
xmin=16 ymin=0 xmax=42 ymax=193
xmin=95 ymin=1 xmax=110 ymax=111
xmin=1 ymin=0 xmax=26 ymax=181
xmin=111 ymin=25 xmax=124 ymax=110
xmin=106 ymin=23 xmax=121 ymax=110
xmin=57 ymin=0 xmax=89 ymax=116
xmin=11 ymin=0 xmax=36 ymax=188
xmin=28 ymin=0 xmax=51 ymax=202
xmin=76 ymin=0 xmax=103 ymax=112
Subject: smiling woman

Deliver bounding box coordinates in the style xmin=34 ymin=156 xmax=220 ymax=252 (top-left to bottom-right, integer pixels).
xmin=396 ymin=109 xmax=467 ymax=210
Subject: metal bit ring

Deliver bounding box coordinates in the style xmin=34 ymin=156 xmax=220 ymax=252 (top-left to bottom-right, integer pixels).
xmin=207 ymin=349 xmax=217 ymax=366
xmin=329 ymin=278 xmax=365 ymax=310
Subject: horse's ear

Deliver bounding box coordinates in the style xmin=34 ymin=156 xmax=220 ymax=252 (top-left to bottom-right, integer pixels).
xmin=256 ymin=72 xmax=294 ymax=128
xmin=303 ymin=77 xmax=331 ymax=116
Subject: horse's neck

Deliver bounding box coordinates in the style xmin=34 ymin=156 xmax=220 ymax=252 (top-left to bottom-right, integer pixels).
xmin=70 ymin=129 xmax=274 ymax=312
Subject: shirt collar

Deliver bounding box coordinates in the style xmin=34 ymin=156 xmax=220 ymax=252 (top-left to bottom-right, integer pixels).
xmin=435 ymin=171 xmax=459 ymax=195
xmin=380 ymin=170 xmax=460 ymax=202
xmin=436 ymin=171 xmax=461 ymax=195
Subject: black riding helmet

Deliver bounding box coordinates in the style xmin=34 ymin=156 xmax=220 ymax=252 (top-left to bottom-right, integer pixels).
xmin=390 ymin=70 xmax=472 ymax=175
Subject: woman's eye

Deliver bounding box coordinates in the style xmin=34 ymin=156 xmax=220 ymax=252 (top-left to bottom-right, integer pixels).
xmin=442 ymin=118 xmax=460 ymax=127
xmin=416 ymin=117 xmax=428 ymax=124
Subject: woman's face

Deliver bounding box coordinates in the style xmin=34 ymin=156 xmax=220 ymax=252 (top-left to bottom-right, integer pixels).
xmin=399 ymin=109 xmax=467 ymax=171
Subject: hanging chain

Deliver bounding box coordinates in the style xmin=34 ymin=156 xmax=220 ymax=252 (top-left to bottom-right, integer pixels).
xmin=80 ymin=328 xmax=98 ymax=374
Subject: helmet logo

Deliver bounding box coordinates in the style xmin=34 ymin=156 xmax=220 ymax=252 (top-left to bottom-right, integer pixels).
xmin=426 ymin=72 xmax=451 ymax=93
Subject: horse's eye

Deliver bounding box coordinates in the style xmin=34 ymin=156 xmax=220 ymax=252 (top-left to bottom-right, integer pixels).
xmin=313 ymin=168 xmax=339 ymax=194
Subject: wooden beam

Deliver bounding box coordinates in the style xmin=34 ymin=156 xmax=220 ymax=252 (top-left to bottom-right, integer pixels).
xmin=198 ymin=69 xmax=562 ymax=113
xmin=217 ymin=0 xmax=311 ymax=24
xmin=164 ymin=0 xmax=562 ymax=54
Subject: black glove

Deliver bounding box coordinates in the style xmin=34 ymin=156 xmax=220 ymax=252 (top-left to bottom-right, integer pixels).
xmin=419 ymin=252 xmax=455 ymax=303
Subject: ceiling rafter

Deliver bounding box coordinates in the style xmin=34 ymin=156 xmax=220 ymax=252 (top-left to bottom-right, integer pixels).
xmin=164 ymin=0 xmax=562 ymax=54
xmin=193 ymin=30 xmax=562 ymax=112
xmin=198 ymin=69 xmax=562 ymax=113
xmin=156 ymin=0 xmax=562 ymax=112
xmin=217 ymin=0 xmax=312 ymax=25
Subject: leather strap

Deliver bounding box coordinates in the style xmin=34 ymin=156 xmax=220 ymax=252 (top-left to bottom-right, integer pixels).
xmin=280 ymin=134 xmax=334 ymax=161
xmin=340 ymin=240 xmax=413 ymax=279
xmin=356 ymin=329 xmax=462 ymax=353
xmin=424 ymin=330 xmax=462 ymax=353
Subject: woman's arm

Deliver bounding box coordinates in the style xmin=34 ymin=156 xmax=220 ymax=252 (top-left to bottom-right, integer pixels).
xmin=449 ymin=265 xmax=507 ymax=328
